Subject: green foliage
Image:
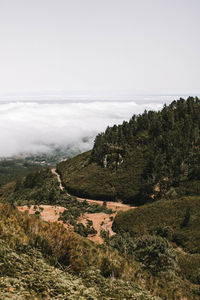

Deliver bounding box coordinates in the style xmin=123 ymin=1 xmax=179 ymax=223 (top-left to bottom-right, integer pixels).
xmin=0 ymin=239 xmax=160 ymax=300
xmin=101 ymin=229 xmax=200 ymax=298
xmin=178 ymin=252 xmax=200 ymax=284
xmin=0 ymin=167 xmax=113 ymax=224
xmin=112 ymin=196 xmax=200 ymax=254
xmin=0 ymin=158 xmax=42 ymax=187
xmin=57 ymin=97 xmax=200 ymax=205
xmin=133 ymin=234 xmax=178 ymax=277
xmin=73 ymin=221 xmax=97 ymax=238
xmin=156 ymin=226 xmax=174 ymax=240
xmin=106 ymin=231 xmax=136 ymax=258
xmin=180 ymin=207 xmax=191 ymax=228
xmin=0 ymin=167 xmax=61 ymax=206
xmin=111 ymin=195 xmax=200 ymax=296
xmin=0 ymin=203 xmax=161 ymax=299
xmin=100 ymin=257 xmax=122 ymax=278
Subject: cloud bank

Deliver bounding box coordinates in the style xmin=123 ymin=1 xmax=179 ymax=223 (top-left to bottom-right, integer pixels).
xmin=0 ymin=100 xmax=164 ymax=157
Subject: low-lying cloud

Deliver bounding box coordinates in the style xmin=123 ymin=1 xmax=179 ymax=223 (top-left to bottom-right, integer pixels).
xmin=0 ymin=100 xmax=164 ymax=157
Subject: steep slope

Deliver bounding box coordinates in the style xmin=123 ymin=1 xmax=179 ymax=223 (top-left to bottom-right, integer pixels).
xmin=110 ymin=195 xmax=200 ymax=295
xmin=0 ymin=203 xmax=162 ymax=299
xmin=112 ymin=195 xmax=200 ymax=254
xmin=57 ymin=97 xmax=200 ymax=205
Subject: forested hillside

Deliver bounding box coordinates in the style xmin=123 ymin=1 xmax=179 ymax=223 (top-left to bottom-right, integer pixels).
xmin=1 ymin=97 xmax=200 ymax=298
xmin=57 ymin=97 xmax=200 ymax=204
xmin=0 ymin=159 xmax=42 ymax=187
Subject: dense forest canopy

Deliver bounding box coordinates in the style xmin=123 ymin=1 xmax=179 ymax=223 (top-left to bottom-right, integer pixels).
xmin=91 ymin=97 xmax=200 ymax=177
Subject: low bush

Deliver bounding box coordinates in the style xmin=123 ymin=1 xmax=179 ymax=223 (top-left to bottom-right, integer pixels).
xmin=133 ymin=234 xmax=178 ymax=277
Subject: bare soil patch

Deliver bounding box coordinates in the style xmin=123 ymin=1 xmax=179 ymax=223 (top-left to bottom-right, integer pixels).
xmin=17 ymin=200 xmax=133 ymax=244
xmin=17 ymin=205 xmax=67 ymax=227
xmin=17 ymin=168 xmax=134 ymax=244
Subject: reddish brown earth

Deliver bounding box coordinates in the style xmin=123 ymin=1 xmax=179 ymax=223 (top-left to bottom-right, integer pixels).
xmin=78 ymin=212 xmax=116 ymax=243
xmin=17 ymin=205 xmax=67 ymax=226
xmin=17 ymin=168 xmax=134 ymax=244
xmin=76 ymin=198 xmax=132 ymax=243
xmin=17 ymin=200 xmax=133 ymax=244
xmin=76 ymin=197 xmax=131 ymax=212
xmin=51 ymin=168 xmax=64 ymax=191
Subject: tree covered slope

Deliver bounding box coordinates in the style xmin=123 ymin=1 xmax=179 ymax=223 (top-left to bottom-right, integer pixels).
xmin=112 ymin=195 xmax=200 ymax=254
xmin=110 ymin=195 xmax=200 ymax=297
xmin=57 ymin=97 xmax=200 ymax=204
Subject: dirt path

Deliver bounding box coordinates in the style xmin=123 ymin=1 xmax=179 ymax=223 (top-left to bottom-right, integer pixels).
xmin=51 ymin=168 xmax=64 ymax=191
xmin=50 ymin=168 xmax=134 ymax=243
xmin=51 ymin=168 xmax=132 ymax=212
xmin=78 ymin=212 xmax=116 ymax=243
xmin=18 ymin=205 xmax=67 ymax=225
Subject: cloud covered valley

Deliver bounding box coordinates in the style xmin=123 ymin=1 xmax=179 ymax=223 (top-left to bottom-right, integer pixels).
xmin=0 ymin=100 xmax=164 ymax=157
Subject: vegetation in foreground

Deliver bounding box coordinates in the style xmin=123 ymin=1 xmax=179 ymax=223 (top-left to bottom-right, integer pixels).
xmin=1 ymin=187 xmax=200 ymax=298
xmin=107 ymin=195 xmax=200 ymax=296
xmin=0 ymin=203 xmax=162 ymax=299
xmin=112 ymin=195 xmax=200 ymax=254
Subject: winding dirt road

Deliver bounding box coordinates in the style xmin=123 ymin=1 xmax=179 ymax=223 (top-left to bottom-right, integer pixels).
xmin=17 ymin=168 xmax=133 ymax=244
xmin=50 ymin=168 xmax=133 ymax=243
xmin=51 ymin=168 xmax=131 ymax=212
xmin=51 ymin=168 xmax=65 ymax=191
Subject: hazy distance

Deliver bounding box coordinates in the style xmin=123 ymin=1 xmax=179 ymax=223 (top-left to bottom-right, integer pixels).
xmin=0 ymin=1 xmax=199 ymax=157
xmin=0 ymin=95 xmax=192 ymax=157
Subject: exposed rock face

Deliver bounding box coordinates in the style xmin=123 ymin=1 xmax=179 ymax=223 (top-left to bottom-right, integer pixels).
xmin=102 ymin=144 xmax=125 ymax=168
xmin=103 ymin=154 xmax=108 ymax=168
xmin=103 ymin=153 xmax=124 ymax=168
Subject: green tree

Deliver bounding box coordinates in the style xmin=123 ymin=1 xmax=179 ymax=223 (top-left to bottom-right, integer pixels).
xmin=133 ymin=234 xmax=178 ymax=277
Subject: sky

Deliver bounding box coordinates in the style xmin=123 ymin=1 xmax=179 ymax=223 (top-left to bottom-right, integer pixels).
xmin=0 ymin=0 xmax=199 ymax=98
xmin=0 ymin=1 xmax=199 ymax=157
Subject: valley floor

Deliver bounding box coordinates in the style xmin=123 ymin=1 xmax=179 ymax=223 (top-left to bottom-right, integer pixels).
xmin=17 ymin=168 xmax=133 ymax=243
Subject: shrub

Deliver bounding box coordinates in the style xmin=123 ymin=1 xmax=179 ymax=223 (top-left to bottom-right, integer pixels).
xmin=156 ymin=226 xmax=174 ymax=240
xmin=108 ymin=232 xmax=135 ymax=257
xmin=100 ymin=257 xmax=122 ymax=278
xmin=173 ymin=232 xmax=188 ymax=247
xmin=133 ymin=234 xmax=178 ymax=277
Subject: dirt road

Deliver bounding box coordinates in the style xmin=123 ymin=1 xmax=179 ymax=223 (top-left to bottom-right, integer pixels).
xmin=51 ymin=168 xmax=64 ymax=191
xmin=17 ymin=168 xmax=133 ymax=244
xmin=51 ymin=168 xmax=132 ymax=212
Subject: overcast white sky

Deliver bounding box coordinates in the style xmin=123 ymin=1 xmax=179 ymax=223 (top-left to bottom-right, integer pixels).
xmin=0 ymin=0 xmax=199 ymax=98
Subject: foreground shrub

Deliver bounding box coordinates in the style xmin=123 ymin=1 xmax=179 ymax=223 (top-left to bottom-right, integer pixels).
xmin=133 ymin=234 xmax=178 ymax=277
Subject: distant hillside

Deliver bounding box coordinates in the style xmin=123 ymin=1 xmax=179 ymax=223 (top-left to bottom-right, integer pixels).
xmin=57 ymin=97 xmax=200 ymax=205
xmin=0 ymin=147 xmax=83 ymax=188
xmin=0 ymin=158 xmax=42 ymax=187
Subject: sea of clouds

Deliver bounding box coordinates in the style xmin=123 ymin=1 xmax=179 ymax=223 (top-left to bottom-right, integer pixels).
xmin=0 ymin=97 xmax=177 ymax=157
